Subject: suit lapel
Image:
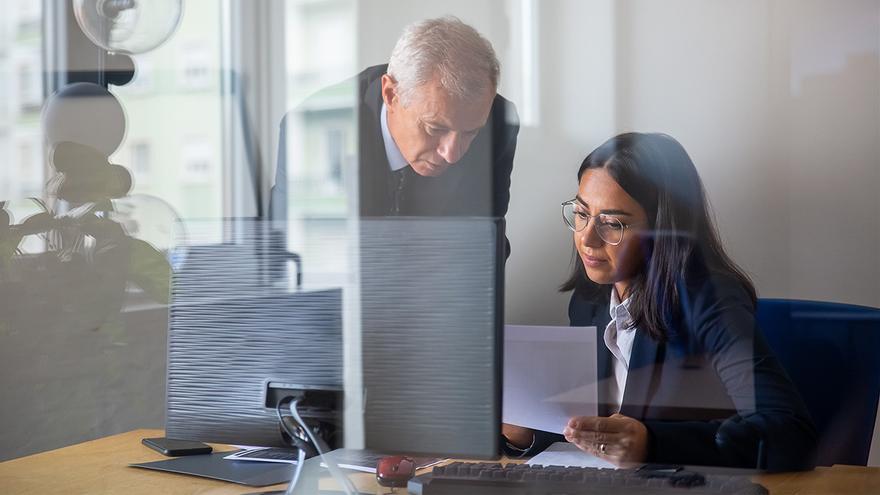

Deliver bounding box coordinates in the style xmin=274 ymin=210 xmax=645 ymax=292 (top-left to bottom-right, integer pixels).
xmin=591 ymin=308 xmax=615 ymax=417
xmin=359 ymin=74 xmax=395 ymax=215
xmin=619 ymin=330 xmax=662 ymax=419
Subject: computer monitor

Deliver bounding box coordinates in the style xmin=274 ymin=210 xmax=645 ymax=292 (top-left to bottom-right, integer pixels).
xmin=165 ymin=217 xmax=504 ymax=460
xmin=357 ymin=217 xmax=505 ymax=459
xmin=164 ymin=219 xmax=344 ymax=449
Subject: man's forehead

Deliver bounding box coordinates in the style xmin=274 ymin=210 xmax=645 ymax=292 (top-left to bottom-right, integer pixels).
xmin=412 ymin=83 xmax=494 ymax=130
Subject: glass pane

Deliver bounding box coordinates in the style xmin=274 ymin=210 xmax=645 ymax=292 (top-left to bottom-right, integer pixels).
xmin=0 ymin=1 xmax=45 ymax=253
xmin=111 ymin=0 xmax=224 ymax=238
xmin=281 ymin=0 xmax=357 ymax=288
xmin=283 ymin=0 xmax=356 ymax=219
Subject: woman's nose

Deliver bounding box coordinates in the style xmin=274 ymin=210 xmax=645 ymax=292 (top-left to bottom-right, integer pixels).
xmin=578 ymin=219 xmax=604 ymax=247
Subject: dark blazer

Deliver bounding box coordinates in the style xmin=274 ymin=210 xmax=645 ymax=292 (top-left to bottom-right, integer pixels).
xmin=519 ymin=269 xmax=817 ymax=472
xmin=271 ymin=65 xmax=519 ymax=221
xmin=356 ymin=65 xmax=519 ymax=218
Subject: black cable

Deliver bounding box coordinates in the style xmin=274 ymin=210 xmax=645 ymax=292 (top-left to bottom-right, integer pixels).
xmin=276 ymin=397 xmax=315 ymax=457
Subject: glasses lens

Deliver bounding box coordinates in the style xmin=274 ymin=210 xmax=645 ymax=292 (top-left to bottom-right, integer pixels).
xmin=562 ymin=202 xmax=583 ymax=231
xmin=595 ymin=215 xmax=625 ymax=245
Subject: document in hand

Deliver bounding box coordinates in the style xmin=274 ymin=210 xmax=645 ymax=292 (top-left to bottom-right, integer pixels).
xmin=503 ymin=325 xmax=599 ymax=434
xmin=527 ymin=442 xmax=617 ymax=469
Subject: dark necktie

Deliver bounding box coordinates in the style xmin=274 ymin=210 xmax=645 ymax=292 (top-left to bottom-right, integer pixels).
xmin=391 ymin=167 xmax=409 ymax=215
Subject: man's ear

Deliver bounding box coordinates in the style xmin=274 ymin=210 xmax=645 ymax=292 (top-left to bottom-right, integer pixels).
xmin=381 ymin=74 xmax=398 ymax=108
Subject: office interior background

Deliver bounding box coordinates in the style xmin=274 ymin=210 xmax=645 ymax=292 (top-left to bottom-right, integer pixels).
xmin=1 ymin=0 xmax=879 ymax=464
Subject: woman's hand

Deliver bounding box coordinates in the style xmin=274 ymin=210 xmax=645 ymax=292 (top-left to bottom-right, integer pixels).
xmin=563 ymin=413 xmax=649 ymax=466
xmin=502 ymin=423 xmax=535 ymax=450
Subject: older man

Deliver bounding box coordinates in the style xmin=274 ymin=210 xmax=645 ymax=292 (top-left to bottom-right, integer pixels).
xmin=272 ymin=17 xmax=518 ymax=220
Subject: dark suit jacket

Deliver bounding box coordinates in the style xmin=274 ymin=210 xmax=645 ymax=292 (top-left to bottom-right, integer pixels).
xmin=357 ymin=65 xmax=519 ymax=218
xmin=517 ymin=269 xmax=817 ymax=472
xmin=271 ymin=65 xmax=519 ymax=221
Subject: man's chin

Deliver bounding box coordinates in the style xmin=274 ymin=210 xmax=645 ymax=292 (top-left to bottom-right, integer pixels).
xmin=411 ymin=161 xmax=448 ymax=177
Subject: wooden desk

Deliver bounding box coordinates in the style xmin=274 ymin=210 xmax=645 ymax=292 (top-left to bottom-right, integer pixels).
xmin=1 ymin=429 xmax=878 ymax=494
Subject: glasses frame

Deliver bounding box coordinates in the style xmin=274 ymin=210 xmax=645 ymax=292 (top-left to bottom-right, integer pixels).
xmin=561 ymin=199 xmax=636 ymax=246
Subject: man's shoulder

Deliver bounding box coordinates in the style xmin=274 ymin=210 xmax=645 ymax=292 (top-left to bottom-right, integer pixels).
xmin=358 ymin=64 xmax=388 ymax=86
xmin=286 ymin=65 xmax=386 ymax=115
xmin=490 ymin=92 xmax=520 ymax=135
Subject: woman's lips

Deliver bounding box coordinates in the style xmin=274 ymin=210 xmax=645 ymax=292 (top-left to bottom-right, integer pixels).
xmin=581 ymin=253 xmax=607 ymax=268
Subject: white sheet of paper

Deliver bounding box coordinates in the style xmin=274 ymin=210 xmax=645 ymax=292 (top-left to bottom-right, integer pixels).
xmin=503 ymin=325 xmax=598 ymax=434
xmin=527 ymin=442 xmax=617 ymax=470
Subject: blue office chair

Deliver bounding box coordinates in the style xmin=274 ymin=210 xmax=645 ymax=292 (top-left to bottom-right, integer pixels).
xmin=756 ymin=298 xmax=880 ymax=466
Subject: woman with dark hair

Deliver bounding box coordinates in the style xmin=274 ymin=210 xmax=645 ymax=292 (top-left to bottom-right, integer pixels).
xmin=503 ymin=133 xmax=816 ymax=471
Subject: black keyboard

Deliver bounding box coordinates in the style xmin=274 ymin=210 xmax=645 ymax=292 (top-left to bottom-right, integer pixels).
xmin=407 ymin=462 xmax=768 ymax=495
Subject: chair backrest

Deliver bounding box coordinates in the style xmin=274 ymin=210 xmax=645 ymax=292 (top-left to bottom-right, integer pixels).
xmin=756 ymin=298 xmax=880 ymax=466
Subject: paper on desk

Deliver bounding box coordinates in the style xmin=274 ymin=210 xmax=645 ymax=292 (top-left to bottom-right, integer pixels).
xmin=503 ymin=325 xmax=598 ymax=434
xmin=527 ymin=442 xmax=617 ymax=470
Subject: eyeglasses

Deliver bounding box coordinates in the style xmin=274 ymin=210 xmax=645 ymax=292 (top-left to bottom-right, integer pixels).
xmin=561 ymin=199 xmax=635 ymax=246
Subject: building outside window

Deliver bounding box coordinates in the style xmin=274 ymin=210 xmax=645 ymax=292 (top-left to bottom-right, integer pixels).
xmin=1 ymin=1 xmax=43 ymax=219
xmin=178 ymin=42 xmax=213 ymax=90
xmin=17 ymin=59 xmax=41 ymax=113
xmin=181 ymin=139 xmax=215 ymax=184
xmin=129 ymin=142 xmax=152 ymax=184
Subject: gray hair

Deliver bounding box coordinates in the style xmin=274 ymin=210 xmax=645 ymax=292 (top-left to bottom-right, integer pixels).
xmin=387 ymin=16 xmax=500 ymax=106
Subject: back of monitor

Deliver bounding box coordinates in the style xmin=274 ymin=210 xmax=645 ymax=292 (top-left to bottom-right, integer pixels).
xmin=165 ymin=220 xmax=343 ymax=447
xmin=359 ymin=217 xmax=504 ymax=459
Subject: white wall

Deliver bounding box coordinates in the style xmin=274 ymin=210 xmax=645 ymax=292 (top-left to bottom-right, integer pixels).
xmin=358 ymin=0 xmax=880 ymax=325
xmin=612 ymin=0 xmax=880 ymax=308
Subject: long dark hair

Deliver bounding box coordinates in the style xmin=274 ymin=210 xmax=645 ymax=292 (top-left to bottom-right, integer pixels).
xmin=560 ymin=132 xmax=756 ymax=341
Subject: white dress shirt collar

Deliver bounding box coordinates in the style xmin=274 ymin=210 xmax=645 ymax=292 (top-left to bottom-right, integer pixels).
xmin=605 ymin=288 xmax=638 ymax=412
xmin=380 ymin=102 xmax=409 ymax=172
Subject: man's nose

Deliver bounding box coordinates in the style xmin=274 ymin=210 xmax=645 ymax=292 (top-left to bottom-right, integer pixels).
xmin=437 ymin=132 xmax=465 ymax=164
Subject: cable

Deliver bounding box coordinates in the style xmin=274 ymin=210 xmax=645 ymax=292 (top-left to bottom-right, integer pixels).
xmin=284 ymin=445 xmax=307 ymax=495
xmin=274 ymin=397 xmax=314 ymax=494
xmin=276 ymin=397 xmax=316 ymax=457
xmin=288 ymin=399 xmax=357 ymax=495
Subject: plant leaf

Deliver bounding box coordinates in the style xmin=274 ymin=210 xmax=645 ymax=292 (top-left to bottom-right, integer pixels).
xmin=16 ymin=212 xmax=56 ymax=236
xmin=29 ymin=197 xmax=50 ymax=213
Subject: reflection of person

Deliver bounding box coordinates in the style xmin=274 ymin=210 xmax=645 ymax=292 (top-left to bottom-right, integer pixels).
xmin=503 ymin=133 xmax=816 ymax=471
xmin=271 ymin=16 xmax=518 ymax=222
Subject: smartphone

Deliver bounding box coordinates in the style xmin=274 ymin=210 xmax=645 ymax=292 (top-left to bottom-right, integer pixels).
xmin=142 ymin=437 xmax=213 ymax=456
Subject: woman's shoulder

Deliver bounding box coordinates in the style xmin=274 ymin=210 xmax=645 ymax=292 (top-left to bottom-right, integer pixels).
xmin=567 ymin=285 xmax=611 ymax=326
xmin=683 ymin=266 xmax=756 ymax=313
xmin=674 ymin=266 xmax=758 ymax=350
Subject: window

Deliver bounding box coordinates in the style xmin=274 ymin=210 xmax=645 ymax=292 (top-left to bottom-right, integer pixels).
xmin=326 ymin=127 xmax=344 ymax=186
xmin=0 ymin=1 xmax=43 ymax=206
xmin=0 ymin=69 xmax=9 ymax=119
xmin=129 ymin=142 xmax=152 ymax=178
xmin=284 ymin=0 xmax=356 ymax=220
xmin=180 ymin=140 xmax=215 ymax=183
xmin=127 ymin=58 xmax=155 ymax=94
xmin=16 ymin=136 xmax=41 ymax=197
xmin=178 ymin=42 xmax=213 ymax=90
xmin=112 ymin=0 xmax=224 ymax=223
xmin=17 ymin=58 xmax=41 ymax=112
xmin=16 ymin=0 xmax=40 ymax=36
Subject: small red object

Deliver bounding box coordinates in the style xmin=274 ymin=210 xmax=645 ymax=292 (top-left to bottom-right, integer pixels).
xmin=376 ymin=455 xmax=416 ymax=487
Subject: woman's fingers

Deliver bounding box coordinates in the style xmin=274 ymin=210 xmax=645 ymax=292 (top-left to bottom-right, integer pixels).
xmin=567 ymin=415 xmax=627 ymax=433
xmin=565 ymin=414 xmax=648 ymax=465
xmin=562 ymin=426 xmax=624 ymax=444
